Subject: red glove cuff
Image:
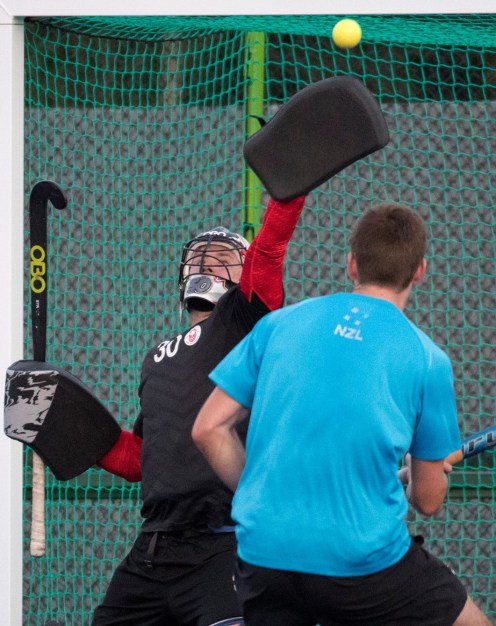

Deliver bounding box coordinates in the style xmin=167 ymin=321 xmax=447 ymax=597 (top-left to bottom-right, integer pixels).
xmin=97 ymin=430 xmax=142 ymax=482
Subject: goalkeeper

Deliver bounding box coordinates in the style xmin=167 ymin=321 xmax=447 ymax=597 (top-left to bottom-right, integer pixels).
xmin=91 ymin=194 xmax=306 ymax=626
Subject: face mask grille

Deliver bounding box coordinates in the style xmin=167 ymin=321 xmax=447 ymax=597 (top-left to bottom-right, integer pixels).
xmin=178 ymin=231 xmax=248 ymax=314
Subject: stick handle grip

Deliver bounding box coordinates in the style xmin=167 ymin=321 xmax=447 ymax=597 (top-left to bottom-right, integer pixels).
xmin=30 ymin=451 xmax=46 ymax=557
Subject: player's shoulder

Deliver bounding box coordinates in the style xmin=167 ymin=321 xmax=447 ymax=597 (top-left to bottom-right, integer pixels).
xmin=262 ymin=294 xmax=325 ymax=321
xmin=252 ymin=295 xmax=333 ymax=339
xmin=405 ymin=320 xmax=452 ymax=373
xmin=141 ymin=323 xmax=194 ymax=367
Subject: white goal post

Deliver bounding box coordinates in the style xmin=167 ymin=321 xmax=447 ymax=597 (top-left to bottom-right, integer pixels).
xmin=0 ymin=7 xmax=25 ymax=626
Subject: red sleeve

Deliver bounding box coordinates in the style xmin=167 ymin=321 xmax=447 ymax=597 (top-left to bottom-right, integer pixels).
xmin=97 ymin=430 xmax=142 ymax=482
xmin=239 ymin=196 xmax=305 ymax=310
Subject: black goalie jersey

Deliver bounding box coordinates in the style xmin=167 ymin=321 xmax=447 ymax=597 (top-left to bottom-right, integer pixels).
xmin=134 ymin=286 xmax=268 ymax=533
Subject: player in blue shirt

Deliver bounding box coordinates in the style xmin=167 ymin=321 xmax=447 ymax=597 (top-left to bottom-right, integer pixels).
xmin=193 ymin=203 xmax=490 ymax=626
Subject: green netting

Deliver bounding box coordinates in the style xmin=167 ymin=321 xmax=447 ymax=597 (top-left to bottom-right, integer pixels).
xmin=22 ymin=15 xmax=495 ymax=625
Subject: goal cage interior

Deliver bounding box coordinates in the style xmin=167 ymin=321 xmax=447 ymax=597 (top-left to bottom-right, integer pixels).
xmin=6 ymin=12 xmax=496 ymax=625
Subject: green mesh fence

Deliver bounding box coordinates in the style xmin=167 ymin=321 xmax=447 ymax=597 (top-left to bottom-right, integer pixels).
xmin=22 ymin=15 xmax=495 ymax=625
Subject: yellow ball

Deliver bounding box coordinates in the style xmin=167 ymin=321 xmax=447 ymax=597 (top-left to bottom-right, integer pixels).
xmin=332 ymin=19 xmax=362 ymax=49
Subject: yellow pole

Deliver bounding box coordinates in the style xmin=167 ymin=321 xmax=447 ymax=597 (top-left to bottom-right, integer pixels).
xmin=244 ymin=32 xmax=265 ymax=242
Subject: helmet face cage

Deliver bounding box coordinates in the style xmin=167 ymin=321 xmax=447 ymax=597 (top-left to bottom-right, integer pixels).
xmin=178 ymin=227 xmax=249 ymax=312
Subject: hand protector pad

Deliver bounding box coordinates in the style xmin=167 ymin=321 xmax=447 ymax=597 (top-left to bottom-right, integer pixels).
xmin=4 ymin=360 xmax=121 ymax=480
xmin=243 ymin=76 xmax=389 ymax=201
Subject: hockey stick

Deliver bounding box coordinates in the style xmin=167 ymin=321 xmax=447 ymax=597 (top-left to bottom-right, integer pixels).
xmin=445 ymin=425 xmax=496 ymax=466
xmin=29 ymin=181 xmax=67 ymax=557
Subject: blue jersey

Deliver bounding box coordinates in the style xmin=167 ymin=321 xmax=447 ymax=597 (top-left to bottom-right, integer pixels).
xmin=209 ymin=293 xmax=461 ymax=576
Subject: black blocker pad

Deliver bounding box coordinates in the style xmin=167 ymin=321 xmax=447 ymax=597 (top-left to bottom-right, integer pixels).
xmin=243 ymin=76 xmax=389 ymax=201
xmin=4 ymin=360 xmax=121 ymax=480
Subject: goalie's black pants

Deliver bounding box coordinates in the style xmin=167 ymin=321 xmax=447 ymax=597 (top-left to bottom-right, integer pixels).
xmin=92 ymin=529 xmax=242 ymax=626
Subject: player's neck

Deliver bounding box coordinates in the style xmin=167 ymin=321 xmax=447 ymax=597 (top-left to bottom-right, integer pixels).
xmin=188 ymin=309 xmax=213 ymax=326
xmin=352 ymin=284 xmax=412 ymax=312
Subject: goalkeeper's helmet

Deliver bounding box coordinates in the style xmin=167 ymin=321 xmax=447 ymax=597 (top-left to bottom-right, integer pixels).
xmin=179 ymin=226 xmax=249 ymax=315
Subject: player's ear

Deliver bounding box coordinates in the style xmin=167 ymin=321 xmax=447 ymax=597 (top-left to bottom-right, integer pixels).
xmin=347 ymin=252 xmax=359 ymax=283
xmin=412 ymin=258 xmax=427 ymax=285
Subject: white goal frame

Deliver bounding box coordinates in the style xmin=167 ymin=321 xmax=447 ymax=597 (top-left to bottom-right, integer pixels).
xmin=0 ymin=3 xmax=493 ymax=625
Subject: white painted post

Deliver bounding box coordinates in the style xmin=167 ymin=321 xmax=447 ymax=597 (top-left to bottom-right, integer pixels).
xmin=0 ymin=5 xmax=25 ymax=626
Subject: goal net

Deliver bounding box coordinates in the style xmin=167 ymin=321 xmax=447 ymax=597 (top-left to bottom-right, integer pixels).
xmin=22 ymin=14 xmax=495 ymax=624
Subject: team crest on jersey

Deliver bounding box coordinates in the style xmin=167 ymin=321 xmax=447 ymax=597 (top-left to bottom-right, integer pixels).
xmin=333 ymin=306 xmax=368 ymax=341
xmin=184 ymin=325 xmax=202 ymax=346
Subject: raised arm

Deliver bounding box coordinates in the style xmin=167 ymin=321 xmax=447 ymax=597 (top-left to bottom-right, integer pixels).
xmin=239 ymin=196 xmax=305 ymax=311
